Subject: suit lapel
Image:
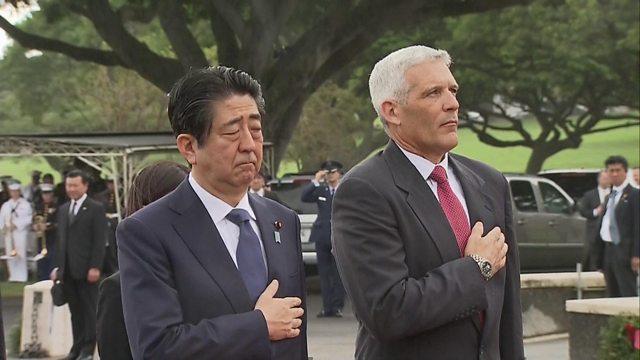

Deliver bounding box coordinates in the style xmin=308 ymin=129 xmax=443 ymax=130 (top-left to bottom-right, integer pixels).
xmin=70 ymin=199 xmax=89 ymax=226
xmin=449 ymin=155 xmax=494 ymax=230
xmin=249 ymin=194 xmax=287 ymax=285
xmin=170 ymin=180 xmax=253 ymax=313
xmin=383 ymin=141 xmax=460 ymax=263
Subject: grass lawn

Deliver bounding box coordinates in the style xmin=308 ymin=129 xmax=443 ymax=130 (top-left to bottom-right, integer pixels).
xmin=0 ymin=281 xmax=32 ymax=298
xmin=455 ymin=126 xmax=640 ymax=173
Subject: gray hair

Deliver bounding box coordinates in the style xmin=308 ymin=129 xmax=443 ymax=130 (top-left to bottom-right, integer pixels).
xmin=369 ymin=45 xmax=452 ymax=128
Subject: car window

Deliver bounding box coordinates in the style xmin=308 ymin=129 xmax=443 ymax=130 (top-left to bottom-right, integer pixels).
xmin=539 ymin=182 xmax=571 ymax=214
xmin=509 ymin=180 xmax=538 ymax=212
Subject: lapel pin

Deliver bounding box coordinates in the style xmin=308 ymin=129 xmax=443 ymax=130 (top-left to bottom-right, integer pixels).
xmin=274 ymin=220 xmax=283 ymax=244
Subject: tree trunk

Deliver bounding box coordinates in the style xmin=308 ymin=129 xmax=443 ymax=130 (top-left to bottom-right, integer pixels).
xmin=525 ymin=146 xmax=559 ymax=174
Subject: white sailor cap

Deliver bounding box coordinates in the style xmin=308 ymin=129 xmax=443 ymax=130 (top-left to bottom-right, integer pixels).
xmin=8 ymin=182 xmax=21 ymax=191
xmin=40 ymin=183 xmax=54 ymax=192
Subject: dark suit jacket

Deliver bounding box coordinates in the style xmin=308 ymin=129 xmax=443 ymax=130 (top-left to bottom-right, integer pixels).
xmin=55 ymin=197 xmax=107 ymax=280
xmin=332 ymin=141 xmax=523 ymax=360
xmin=579 ymin=188 xmax=604 ymax=268
xmin=97 ymin=272 xmax=132 ymax=360
xmin=300 ymin=182 xmax=334 ymax=244
xmin=595 ymin=184 xmax=640 ymax=265
xmin=117 ymin=179 xmax=308 ymax=359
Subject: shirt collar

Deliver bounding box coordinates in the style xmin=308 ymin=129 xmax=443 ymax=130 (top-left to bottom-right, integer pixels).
xmin=397 ymin=143 xmax=450 ymax=181
xmin=72 ymin=193 xmax=87 ymax=207
xmin=188 ymin=173 xmax=257 ymax=224
xmin=612 ymin=180 xmax=629 ymax=193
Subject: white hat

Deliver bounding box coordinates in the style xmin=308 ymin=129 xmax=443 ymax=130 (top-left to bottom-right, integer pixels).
xmin=8 ymin=182 xmax=21 ymax=191
xmin=40 ymin=183 xmax=54 ymax=192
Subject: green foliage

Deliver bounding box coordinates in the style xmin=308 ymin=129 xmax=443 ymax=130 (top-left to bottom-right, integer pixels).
xmin=0 ymin=3 xmax=170 ymax=134
xmin=285 ymin=82 xmax=384 ymax=172
xmin=598 ymin=315 xmax=640 ymax=360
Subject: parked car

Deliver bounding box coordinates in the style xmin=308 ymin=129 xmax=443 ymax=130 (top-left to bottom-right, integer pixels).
xmin=537 ymin=169 xmax=600 ymax=202
xmin=271 ymin=173 xmax=586 ymax=273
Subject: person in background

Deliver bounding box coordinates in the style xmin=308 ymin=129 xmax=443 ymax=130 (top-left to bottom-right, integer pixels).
xmin=249 ymin=171 xmax=282 ymax=204
xmin=55 ymin=170 xmax=70 ymax=206
xmin=97 ymin=161 xmax=189 ymax=360
xmin=596 ymin=155 xmax=639 ymax=297
xmin=301 ymin=160 xmax=346 ymax=318
xmin=51 ymin=170 xmax=107 ymax=360
xmin=631 ymin=167 xmax=639 ymax=189
xmin=0 ymin=181 xmax=32 ymax=282
xmin=97 ymin=178 xmax=119 ymax=276
xmin=33 ymin=183 xmax=58 ymax=281
xmin=578 ymin=171 xmax=610 ymax=270
xmin=22 ymin=170 xmax=41 ymax=203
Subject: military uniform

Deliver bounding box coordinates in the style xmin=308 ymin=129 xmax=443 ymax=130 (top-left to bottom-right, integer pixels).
xmin=33 ymin=199 xmax=58 ymax=281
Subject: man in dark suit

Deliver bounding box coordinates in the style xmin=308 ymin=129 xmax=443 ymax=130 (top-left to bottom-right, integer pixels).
xmin=51 ymin=169 xmax=107 ymax=360
xmin=332 ymin=45 xmax=523 ymax=359
xmin=301 ymin=160 xmax=346 ymax=318
xmin=578 ymin=171 xmax=610 ymax=270
xmin=117 ymin=66 xmax=307 ymax=359
xmin=596 ymin=155 xmax=640 ymax=297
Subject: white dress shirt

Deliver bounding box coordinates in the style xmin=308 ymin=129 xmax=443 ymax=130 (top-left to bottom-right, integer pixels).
xmin=599 ymin=180 xmax=628 ymax=243
xmin=189 ymin=173 xmax=266 ymax=267
xmin=398 ymin=145 xmax=470 ymax=226
xmin=69 ymin=193 xmax=88 ymax=216
xmin=592 ymin=186 xmax=611 ymax=217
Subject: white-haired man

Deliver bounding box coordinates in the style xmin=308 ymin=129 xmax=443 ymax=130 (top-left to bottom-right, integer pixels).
xmin=332 ymin=45 xmax=523 ymax=359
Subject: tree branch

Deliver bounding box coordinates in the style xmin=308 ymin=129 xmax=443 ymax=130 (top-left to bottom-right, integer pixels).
xmin=115 ymin=2 xmax=159 ymax=23
xmin=588 ymin=122 xmax=640 ymax=134
xmin=204 ymin=2 xmax=240 ymax=65
xmin=0 ymin=15 xmax=127 ymax=67
xmin=158 ymin=0 xmax=209 ymax=69
xmin=465 ymin=122 xmax=531 ymax=147
xmin=78 ymin=0 xmax=184 ymax=91
xmin=209 ymin=0 xmax=246 ymax=38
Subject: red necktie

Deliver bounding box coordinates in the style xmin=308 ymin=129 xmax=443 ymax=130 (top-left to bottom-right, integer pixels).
xmin=430 ymin=165 xmax=484 ymax=329
xmin=429 ymin=166 xmax=470 ymax=255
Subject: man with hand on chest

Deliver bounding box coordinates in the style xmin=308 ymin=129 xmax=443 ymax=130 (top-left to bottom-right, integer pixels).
xmin=117 ymin=66 xmax=307 ymax=359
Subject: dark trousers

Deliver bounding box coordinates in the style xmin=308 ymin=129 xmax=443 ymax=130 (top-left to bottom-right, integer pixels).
xmin=603 ymin=243 xmax=638 ymax=297
xmin=36 ymin=235 xmax=55 ymax=281
xmin=316 ymin=240 xmax=345 ymax=313
xmin=64 ymin=273 xmax=99 ymax=355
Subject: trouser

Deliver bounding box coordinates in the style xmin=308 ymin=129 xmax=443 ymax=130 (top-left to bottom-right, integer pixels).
xmin=64 ymin=273 xmax=99 ymax=355
xmin=316 ymin=240 xmax=345 ymax=313
xmin=36 ymin=234 xmax=56 ymax=281
xmin=603 ymin=243 xmax=638 ymax=297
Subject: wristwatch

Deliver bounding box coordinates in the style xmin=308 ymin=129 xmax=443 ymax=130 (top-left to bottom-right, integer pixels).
xmin=468 ymin=254 xmax=492 ymax=281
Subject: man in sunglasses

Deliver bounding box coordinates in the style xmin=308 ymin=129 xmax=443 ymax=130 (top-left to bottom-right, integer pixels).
xmin=301 ymin=160 xmax=346 ymax=317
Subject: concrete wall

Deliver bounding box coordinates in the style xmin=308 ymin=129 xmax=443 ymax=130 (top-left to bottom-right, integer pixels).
xmin=521 ymin=272 xmax=606 ymax=338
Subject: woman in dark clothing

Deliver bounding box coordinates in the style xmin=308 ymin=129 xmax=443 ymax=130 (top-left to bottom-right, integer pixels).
xmin=97 ymin=161 xmax=189 ymax=360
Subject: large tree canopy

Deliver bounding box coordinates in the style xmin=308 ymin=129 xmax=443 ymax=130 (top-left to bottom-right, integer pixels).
xmin=445 ymin=0 xmax=639 ymax=173
xmin=1 ymin=0 xmax=529 ymax=169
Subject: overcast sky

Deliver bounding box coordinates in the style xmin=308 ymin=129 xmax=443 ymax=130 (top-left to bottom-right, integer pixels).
xmin=0 ymin=2 xmax=39 ymax=58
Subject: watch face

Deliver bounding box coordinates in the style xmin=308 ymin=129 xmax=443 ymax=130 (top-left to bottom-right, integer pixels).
xmin=482 ymin=262 xmax=492 ymax=276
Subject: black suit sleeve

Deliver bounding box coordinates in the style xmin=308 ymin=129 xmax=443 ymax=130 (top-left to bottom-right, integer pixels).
xmin=499 ymin=176 xmax=525 ymax=359
xmin=332 ymin=176 xmax=489 ymax=342
xmin=578 ymin=191 xmax=598 ymax=219
xmin=300 ymin=182 xmax=321 ymax=203
xmin=631 ymin=190 xmax=640 ymax=258
xmin=117 ymin=216 xmax=271 ymax=359
xmin=97 ymin=274 xmax=132 ymax=360
xmin=89 ymin=202 xmax=107 ymax=270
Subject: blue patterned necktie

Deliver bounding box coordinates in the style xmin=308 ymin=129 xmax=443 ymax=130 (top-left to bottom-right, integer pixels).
xmin=606 ymin=189 xmax=620 ymax=245
xmin=226 ymin=208 xmax=268 ymax=303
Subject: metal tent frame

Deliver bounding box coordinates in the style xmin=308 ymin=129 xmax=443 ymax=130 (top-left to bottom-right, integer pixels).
xmin=0 ymin=132 xmax=275 ymax=220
